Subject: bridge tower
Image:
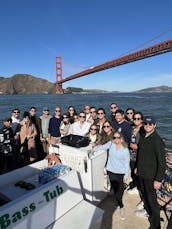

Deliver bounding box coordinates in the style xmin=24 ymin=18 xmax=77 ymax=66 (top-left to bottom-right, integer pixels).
xmin=56 ymin=56 xmax=63 ymax=94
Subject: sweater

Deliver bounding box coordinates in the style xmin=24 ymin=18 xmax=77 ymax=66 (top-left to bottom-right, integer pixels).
xmin=48 ymin=116 xmax=62 ymax=137
xmin=136 ymin=130 xmax=166 ymax=182
xmin=94 ymin=141 xmax=130 ymax=179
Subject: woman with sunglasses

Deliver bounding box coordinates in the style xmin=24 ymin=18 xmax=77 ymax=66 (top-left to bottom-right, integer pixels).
xmin=128 ymin=111 xmax=145 ymax=194
xmin=60 ymin=113 xmax=71 ymax=137
xmin=94 ymin=131 xmax=130 ymax=220
xmin=125 ymin=108 xmax=135 ymax=126
xmin=71 ymin=111 xmax=91 ymax=136
xmin=87 ymin=124 xmax=99 ymax=144
xmin=67 ymin=106 xmax=77 ymax=124
xmin=96 ymin=120 xmax=115 ymax=145
xmin=95 ymin=108 xmax=107 ymax=133
xmin=20 ymin=112 xmax=38 ymax=164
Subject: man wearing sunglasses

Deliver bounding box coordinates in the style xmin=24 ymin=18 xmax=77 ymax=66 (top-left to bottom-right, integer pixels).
xmin=136 ymin=115 xmax=166 ymax=229
xmin=11 ymin=108 xmax=21 ymax=167
xmin=48 ymin=106 xmax=62 ymax=145
xmin=11 ymin=108 xmax=20 ymax=133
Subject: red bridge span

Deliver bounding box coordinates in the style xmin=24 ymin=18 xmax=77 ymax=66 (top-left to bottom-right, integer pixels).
xmin=56 ymin=39 xmax=172 ymax=94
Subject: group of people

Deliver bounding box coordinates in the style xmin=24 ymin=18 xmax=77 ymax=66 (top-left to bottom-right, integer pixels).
xmin=93 ymin=105 xmax=166 ymax=229
xmin=0 ymin=103 xmax=169 ymax=228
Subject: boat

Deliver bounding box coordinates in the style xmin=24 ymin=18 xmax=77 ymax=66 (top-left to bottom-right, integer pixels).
xmin=0 ymin=144 xmax=171 ymax=229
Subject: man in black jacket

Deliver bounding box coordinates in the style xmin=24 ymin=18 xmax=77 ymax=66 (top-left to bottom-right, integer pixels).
xmin=136 ymin=115 xmax=166 ymax=229
xmin=0 ymin=117 xmax=15 ymax=174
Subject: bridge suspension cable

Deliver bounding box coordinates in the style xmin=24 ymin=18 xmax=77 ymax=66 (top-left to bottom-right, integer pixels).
xmin=59 ymin=39 xmax=172 ymax=84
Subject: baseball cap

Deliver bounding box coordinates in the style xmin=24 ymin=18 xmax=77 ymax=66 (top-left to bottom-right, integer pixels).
xmin=143 ymin=115 xmax=156 ymax=125
xmin=43 ymin=106 xmax=49 ymax=111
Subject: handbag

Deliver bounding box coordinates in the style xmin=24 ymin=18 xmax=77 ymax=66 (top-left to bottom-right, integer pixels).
xmin=61 ymin=134 xmax=90 ymax=148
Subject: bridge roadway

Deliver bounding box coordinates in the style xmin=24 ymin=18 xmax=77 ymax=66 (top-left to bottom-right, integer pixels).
xmin=60 ymin=39 xmax=172 ymax=84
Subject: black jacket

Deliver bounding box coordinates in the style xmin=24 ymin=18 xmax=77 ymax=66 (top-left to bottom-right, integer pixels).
xmin=136 ymin=130 xmax=166 ymax=182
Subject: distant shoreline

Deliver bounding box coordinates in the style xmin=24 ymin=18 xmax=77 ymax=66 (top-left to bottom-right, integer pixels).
xmin=0 ymin=75 xmax=172 ymax=94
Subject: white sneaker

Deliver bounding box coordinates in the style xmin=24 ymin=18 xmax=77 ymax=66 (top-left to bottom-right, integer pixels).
xmin=135 ymin=209 xmax=148 ymax=218
xmin=127 ymin=187 xmax=139 ymax=195
xmin=136 ymin=201 xmax=144 ymax=210
xmin=120 ymin=207 xmax=125 ymax=220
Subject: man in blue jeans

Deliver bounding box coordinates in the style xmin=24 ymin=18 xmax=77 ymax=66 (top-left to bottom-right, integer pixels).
xmin=136 ymin=115 xmax=166 ymax=229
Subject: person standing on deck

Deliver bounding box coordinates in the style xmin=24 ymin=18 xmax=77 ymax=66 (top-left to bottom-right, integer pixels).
xmin=0 ymin=117 xmax=15 ymax=174
xmin=108 ymin=103 xmax=118 ymax=123
xmin=11 ymin=108 xmax=21 ymax=168
xmin=48 ymin=106 xmax=62 ymax=145
xmin=113 ymin=109 xmax=132 ymax=145
xmin=136 ymin=115 xmax=166 ymax=229
xmin=29 ymin=106 xmax=43 ymax=160
xmin=94 ymin=131 xmax=130 ymax=220
xmin=84 ymin=105 xmax=91 ymax=121
xmin=94 ymin=108 xmax=107 ymax=133
xmin=71 ymin=111 xmax=91 ymax=136
xmin=40 ymin=107 xmax=52 ymax=154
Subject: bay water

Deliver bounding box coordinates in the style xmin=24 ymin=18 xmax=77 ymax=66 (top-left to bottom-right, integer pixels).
xmin=0 ymin=92 xmax=172 ymax=148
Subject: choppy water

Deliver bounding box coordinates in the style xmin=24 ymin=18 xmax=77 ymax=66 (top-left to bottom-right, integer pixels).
xmin=0 ymin=93 xmax=172 ymax=148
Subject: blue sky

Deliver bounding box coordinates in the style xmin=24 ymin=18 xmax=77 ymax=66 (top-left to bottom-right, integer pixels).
xmin=0 ymin=0 xmax=172 ymax=92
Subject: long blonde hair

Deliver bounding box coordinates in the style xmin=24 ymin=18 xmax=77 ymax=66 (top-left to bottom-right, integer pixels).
xmin=113 ymin=131 xmax=128 ymax=148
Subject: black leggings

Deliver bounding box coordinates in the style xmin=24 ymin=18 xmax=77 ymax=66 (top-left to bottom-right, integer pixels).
xmin=107 ymin=171 xmax=124 ymax=208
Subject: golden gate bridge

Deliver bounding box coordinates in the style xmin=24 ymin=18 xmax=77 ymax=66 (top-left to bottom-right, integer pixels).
xmin=55 ymin=39 xmax=172 ymax=94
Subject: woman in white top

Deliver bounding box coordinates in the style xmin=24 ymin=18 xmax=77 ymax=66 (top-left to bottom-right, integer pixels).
xmin=71 ymin=111 xmax=91 ymax=136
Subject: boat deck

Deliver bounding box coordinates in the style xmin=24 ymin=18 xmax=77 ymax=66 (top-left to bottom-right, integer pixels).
xmin=98 ymin=191 xmax=169 ymax=229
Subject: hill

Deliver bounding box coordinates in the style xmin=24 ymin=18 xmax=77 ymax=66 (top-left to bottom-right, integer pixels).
xmin=135 ymin=85 xmax=172 ymax=93
xmin=0 ymin=75 xmax=109 ymax=94
xmin=0 ymin=74 xmax=55 ymax=94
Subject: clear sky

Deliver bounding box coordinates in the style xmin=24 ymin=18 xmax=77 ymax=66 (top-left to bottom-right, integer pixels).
xmin=0 ymin=0 xmax=172 ymax=92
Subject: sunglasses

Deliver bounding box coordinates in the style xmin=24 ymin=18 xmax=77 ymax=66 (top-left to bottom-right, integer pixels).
xmin=103 ymin=125 xmax=110 ymax=128
xmin=111 ymin=106 xmax=117 ymax=109
xmin=127 ymin=112 xmax=133 ymax=115
xmin=98 ymin=112 xmax=104 ymax=115
xmin=13 ymin=111 xmax=20 ymax=114
xmin=134 ymin=118 xmax=142 ymax=121
xmin=90 ymin=128 xmax=97 ymax=131
xmin=79 ymin=115 xmax=86 ymax=118
xmin=15 ymin=180 xmax=35 ymax=190
xmin=144 ymin=123 xmax=154 ymax=126
xmin=113 ymin=136 xmax=121 ymax=139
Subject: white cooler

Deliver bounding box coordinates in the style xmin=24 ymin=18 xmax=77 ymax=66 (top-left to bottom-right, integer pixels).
xmin=49 ymin=144 xmax=108 ymax=204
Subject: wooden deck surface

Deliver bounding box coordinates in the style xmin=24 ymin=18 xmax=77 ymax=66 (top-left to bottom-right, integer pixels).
xmin=98 ymin=191 xmax=169 ymax=229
